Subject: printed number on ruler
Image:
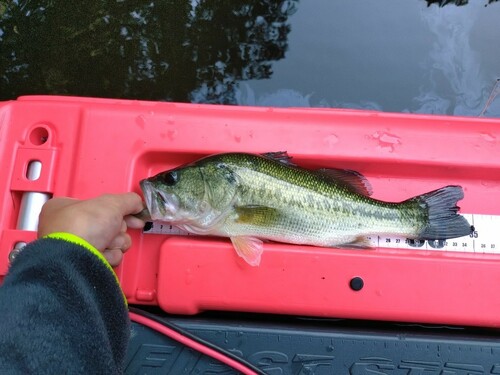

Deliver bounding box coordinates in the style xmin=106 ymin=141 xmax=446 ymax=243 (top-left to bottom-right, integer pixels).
xmin=143 ymin=214 xmax=499 ymax=255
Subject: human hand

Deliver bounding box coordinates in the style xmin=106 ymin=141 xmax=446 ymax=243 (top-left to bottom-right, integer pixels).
xmin=38 ymin=193 xmax=145 ymax=267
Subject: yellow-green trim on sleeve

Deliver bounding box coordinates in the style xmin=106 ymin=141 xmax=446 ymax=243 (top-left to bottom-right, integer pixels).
xmin=43 ymin=232 xmax=127 ymax=306
xmin=45 ymin=232 xmax=111 ymax=269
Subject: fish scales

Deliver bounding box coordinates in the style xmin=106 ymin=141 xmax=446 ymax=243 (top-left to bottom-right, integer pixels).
xmin=207 ymin=153 xmax=425 ymax=242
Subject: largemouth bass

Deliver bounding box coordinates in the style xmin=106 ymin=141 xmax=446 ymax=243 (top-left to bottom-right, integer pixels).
xmin=139 ymin=152 xmax=472 ymax=266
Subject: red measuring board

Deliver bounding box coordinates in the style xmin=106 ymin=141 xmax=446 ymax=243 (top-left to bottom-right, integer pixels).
xmin=1 ymin=95 xmax=499 ymax=327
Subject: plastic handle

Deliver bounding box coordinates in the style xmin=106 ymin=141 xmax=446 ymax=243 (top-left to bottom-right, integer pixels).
xmin=16 ymin=161 xmax=51 ymax=231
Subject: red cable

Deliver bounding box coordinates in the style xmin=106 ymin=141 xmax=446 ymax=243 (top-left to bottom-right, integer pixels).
xmin=129 ymin=312 xmax=260 ymax=375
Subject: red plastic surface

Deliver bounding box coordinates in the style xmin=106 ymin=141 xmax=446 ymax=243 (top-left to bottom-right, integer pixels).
xmin=1 ymin=95 xmax=500 ymax=327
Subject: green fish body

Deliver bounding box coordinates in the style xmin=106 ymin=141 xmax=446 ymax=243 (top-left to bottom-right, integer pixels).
xmin=140 ymin=152 xmax=472 ymax=266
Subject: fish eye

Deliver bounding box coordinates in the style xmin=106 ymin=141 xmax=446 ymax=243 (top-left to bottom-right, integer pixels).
xmin=162 ymin=171 xmax=178 ymax=186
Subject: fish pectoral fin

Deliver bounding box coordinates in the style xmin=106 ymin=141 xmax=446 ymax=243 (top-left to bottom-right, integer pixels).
xmin=234 ymin=205 xmax=282 ymax=226
xmin=315 ymin=168 xmax=373 ymax=196
xmin=230 ymin=236 xmax=264 ymax=266
xmin=335 ymin=236 xmax=373 ymax=249
xmin=261 ymin=151 xmax=297 ymax=166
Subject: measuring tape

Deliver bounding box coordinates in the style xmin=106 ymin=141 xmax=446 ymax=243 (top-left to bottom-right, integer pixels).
xmin=143 ymin=213 xmax=499 ymax=255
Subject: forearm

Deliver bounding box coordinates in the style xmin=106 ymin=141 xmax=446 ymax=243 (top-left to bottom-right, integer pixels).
xmin=0 ymin=237 xmax=129 ymax=374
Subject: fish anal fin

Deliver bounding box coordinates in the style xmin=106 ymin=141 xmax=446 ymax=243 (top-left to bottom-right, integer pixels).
xmin=316 ymin=168 xmax=373 ymax=196
xmin=230 ymin=236 xmax=264 ymax=266
xmin=261 ymin=151 xmax=296 ymax=166
xmin=234 ymin=205 xmax=281 ymax=226
xmin=336 ymin=236 xmax=373 ymax=249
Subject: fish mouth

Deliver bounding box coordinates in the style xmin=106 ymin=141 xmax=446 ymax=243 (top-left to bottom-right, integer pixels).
xmin=140 ymin=179 xmax=179 ymax=221
xmin=139 ymin=179 xmax=153 ymax=212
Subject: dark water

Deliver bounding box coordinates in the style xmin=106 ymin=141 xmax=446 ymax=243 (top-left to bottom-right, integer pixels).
xmin=1 ymin=0 xmax=499 ymax=116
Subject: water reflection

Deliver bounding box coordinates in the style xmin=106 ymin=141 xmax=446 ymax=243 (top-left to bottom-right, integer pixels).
xmin=0 ymin=0 xmax=499 ymax=116
xmin=427 ymin=0 xmax=498 ymax=6
xmin=0 ymin=0 xmax=297 ymax=103
xmin=243 ymin=0 xmax=500 ymax=117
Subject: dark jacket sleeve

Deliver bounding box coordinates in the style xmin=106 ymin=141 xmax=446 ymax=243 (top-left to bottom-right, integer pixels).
xmin=0 ymin=238 xmax=129 ymax=374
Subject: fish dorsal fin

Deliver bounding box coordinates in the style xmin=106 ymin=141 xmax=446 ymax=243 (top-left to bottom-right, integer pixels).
xmin=261 ymin=151 xmax=296 ymax=166
xmin=234 ymin=205 xmax=282 ymax=226
xmin=316 ymin=168 xmax=373 ymax=196
xmin=230 ymin=236 xmax=264 ymax=266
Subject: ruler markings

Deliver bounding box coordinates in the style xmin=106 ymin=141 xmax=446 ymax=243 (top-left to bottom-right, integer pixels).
xmin=143 ymin=213 xmax=500 ymax=255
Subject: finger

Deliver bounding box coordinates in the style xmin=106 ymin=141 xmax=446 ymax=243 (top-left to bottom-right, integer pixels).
xmin=102 ymin=249 xmax=124 ymax=267
xmin=107 ymin=233 xmax=132 ymax=251
xmin=121 ymin=220 xmax=127 ymax=233
xmin=99 ymin=193 xmax=145 ymax=217
xmin=125 ymin=215 xmax=146 ymax=229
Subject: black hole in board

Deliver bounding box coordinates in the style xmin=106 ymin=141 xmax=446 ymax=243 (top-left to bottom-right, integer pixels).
xmin=428 ymin=239 xmax=446 ymax=249
xmin=143 ymin=222 xmax=153 ymax=232
xmin=407 ymin=238 xmax=425 ymax=248
xmin=29 ymin=127 xmax=49 ymax=146
xmin=350 ymin=277 xmax=364 ymax=291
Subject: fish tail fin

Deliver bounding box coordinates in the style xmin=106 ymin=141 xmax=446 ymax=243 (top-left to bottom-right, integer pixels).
xmin=410 ymin=185 xmax=473 ymax=240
